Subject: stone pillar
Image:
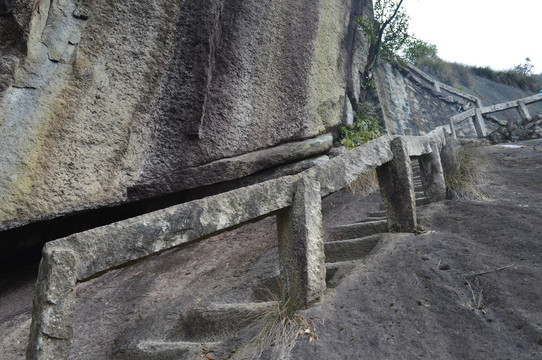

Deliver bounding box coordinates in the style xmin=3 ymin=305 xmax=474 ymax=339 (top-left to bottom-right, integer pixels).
xmin=440 ymin=130 xmax=458 ymax=177
xmin=27 ymin=248 xmax=77 ymax=360
xmin=433 ymin=81 xmax=441 ymax=93
xmin=517 ymin=100 xmax=532 ymax=122
xmin=376 ymin=137 xmax=417 ymax=232
xmin=419 ymin=142 xmax=447 ymax=202
xmin=277 ymin=176 xmax=325 ymax=305
xmin=449 ymin=118 xmax=457 ymax=140
xmin=473 ymin=108 xmax=488 ymax=138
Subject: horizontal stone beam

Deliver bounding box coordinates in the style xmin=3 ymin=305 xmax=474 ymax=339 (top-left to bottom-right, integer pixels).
xmin=438 ymin=82 xmax=480 ymax=103
xmin=406 ymin=65 xmax=481 ymax=105
xmin=522 ymin=92 xmax=542 ymax=105
xmin=451 ymin=108 xmax=475 ymax=123
xmin=400 ymin=136 xmax=434 ymax=157
xmin=304 ymin=135 xmax=394 ymax=197
xmin=41 ymin=129 xmax=451 ymax=282
xmin=128 ymin=133 xmax=333 ymax=199
xmin=481 ymin=100 xmax=519 ymax=114
xmin=48 ymin=176 xmax=297 ymax=281
xmin=407 ymin=65 xmax=438 ymax=85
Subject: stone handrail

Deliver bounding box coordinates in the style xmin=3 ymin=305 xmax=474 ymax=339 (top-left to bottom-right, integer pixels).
xmin=407 ymin=64 xmax=542 ymax=140
xmin=450 ymin=92 xmax=542 ymax=139
xmin=26 ymin=126 xmax=453 ymax=359
xmin=406 ymin=64 xmax=483 ymax=107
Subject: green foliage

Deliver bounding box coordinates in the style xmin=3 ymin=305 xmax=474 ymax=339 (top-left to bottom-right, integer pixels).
xmin=339 ymin=103 xmax=383 ymax=149
xmin=357 ymin=0 xmax=410 ymax=68
xmin=471 ymin=58 xmax=541 ymax=92
xmin=357 ymin=0 xmax=437 ymax=69
xmin=363 ymin=75 xmax=379 ymax=94
xmin=418 ymin=56 xmax=541 ymax=92
xmin=417 ymin=57 xmax=474 ymax=88
xmin=402 ymin=38 xmax=438 ymax=64
xmin=513 ymin=57 xmax=534 ymax=76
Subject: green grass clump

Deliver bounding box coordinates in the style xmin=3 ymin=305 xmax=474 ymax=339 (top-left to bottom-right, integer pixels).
xmin=339 ymin=103 xmax=383 ymax=149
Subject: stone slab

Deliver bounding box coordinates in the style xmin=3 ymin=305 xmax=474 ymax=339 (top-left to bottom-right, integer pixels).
xmin=49 ymin=176 xmax=297 ymax=281
xmin=128 ymin=134 xmax=333 ymax=199
xmin=324 ymin=234 xmax=381 ymax=263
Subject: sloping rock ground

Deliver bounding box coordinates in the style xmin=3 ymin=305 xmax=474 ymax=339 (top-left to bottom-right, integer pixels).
xmin=1 ymin=140 xmax=542 ymax=359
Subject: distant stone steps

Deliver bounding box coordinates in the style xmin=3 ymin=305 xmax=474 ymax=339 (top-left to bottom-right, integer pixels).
xmin=367 ymin=210 xmax=386 ymax=218
xmin=130 ymin=340 xmax=223 ymax=360
xmin=416 ymin=197 xmax=429 ymax=206
xmin=182 ymin=302 xmax=277 ymax=341
xmin=325 ymin=259 xmax=365 ymax=288
xmin=324 ymin=220 xmax=387 ymax=242
xmin=324 ymin=234 xmax=381 ymax=263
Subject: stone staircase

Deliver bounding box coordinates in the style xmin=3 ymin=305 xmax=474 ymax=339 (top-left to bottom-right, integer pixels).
xmin=412 ymin=160 xmax=429 ymax=206
xmin=127 ymin=161 xmax=428 ymax=359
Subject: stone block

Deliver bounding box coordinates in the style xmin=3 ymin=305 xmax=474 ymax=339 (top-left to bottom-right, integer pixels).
xmin=277 ymin=176 xmax=325 ymax=305
xmin=376 ymin=137 xmax=417 ymax=232
xmin=418 ymin=142 xmax=447 ymax=202
xmin=27 ymin=248 xmax=77 ymax=360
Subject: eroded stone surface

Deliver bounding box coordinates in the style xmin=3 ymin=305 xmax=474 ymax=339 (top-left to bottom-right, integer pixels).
xmin=0 ymin=0 xmax=369 ymax=231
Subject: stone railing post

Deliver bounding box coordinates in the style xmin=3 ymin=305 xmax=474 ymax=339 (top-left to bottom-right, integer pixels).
xmin=277 ymin=175 xmax=325 ymax=305
xmin=473 ymin=108 xmax=488 ymax=138
xmin=517 ymin=99 xmax=532 ymax=122
xmin=449 ymin=118 xmax=457 ymax=140
xmin=418 ymin=142 xmax=446 ymax=202
xmin=27 ymin=247 xmax=77 ymax=360
xmin=376 ymin=137 xmax=417 ymax=232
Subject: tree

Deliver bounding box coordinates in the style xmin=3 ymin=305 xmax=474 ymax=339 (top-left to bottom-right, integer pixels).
xmin=358 ymin=0 xmax=408 ymax=71
xmin=402 ymin=38 xmax=438 ymax=64
xmin=512 ymin=57 xmax=534 ymax=76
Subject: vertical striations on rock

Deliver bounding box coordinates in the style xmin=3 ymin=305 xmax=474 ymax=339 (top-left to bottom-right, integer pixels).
xmin=0 ymin=0 xmax=372 ymax=239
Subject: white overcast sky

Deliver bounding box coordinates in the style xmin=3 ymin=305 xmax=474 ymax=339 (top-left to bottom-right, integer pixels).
xmin=403 ymin=0 xmax=542 ymax=74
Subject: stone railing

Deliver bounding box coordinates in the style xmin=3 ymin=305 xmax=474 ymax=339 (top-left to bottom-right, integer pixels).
xmin=405 ymin=64 xmax=488 ymax=138
xmin=450 ymin=93 xmax=542 ymax=139
xmin=26 ymin=126 xmax=454 ymax=359
xmin=406 ymin=64 xmax=542 ymax=140
xmin=406 ymin=64 xmax=483 ymax=107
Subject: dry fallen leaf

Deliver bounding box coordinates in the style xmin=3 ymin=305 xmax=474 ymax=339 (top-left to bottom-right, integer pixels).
xmin=206 ymin=354 xmax=216 ymax=360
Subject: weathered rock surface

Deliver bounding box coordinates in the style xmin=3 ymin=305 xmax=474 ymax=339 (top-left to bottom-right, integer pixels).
xmin=0 ymin=0 xmax=373 ymax=230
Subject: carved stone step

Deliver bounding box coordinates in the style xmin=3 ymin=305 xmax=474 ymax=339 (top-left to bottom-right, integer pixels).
xmin=416 ymin=197 xmax=429 ymax=206
xmin=324 ymin=234 xmax=381 ymax=263
xmin=182 ymin=302 xmax=277 ymax=341
xmin=367 ymin=210 xmax=386 ymax=218
xmin=358 ymin=216 xmax=386 ymax=223
xmin=325 ymin=260 xmax=364 ymax=288
xmin=130 ymin=340 xmax=222 ymax=360
xmin=324 ymin=220 xmax=387 ymax=242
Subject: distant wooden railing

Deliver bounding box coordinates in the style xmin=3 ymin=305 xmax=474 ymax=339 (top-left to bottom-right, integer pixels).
xmin=26 ymin=126 xmax=454 ymax=359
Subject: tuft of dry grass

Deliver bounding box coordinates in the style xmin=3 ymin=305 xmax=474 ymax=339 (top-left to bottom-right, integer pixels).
xmin=243 ymin=285 xmax=317 ymax=358
xmin=444 ymin=145 xmax=488 ymax=200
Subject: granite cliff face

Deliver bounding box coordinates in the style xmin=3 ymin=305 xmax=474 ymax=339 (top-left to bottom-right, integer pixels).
xmin=0 ymin=0 xmax=372 ymax=231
